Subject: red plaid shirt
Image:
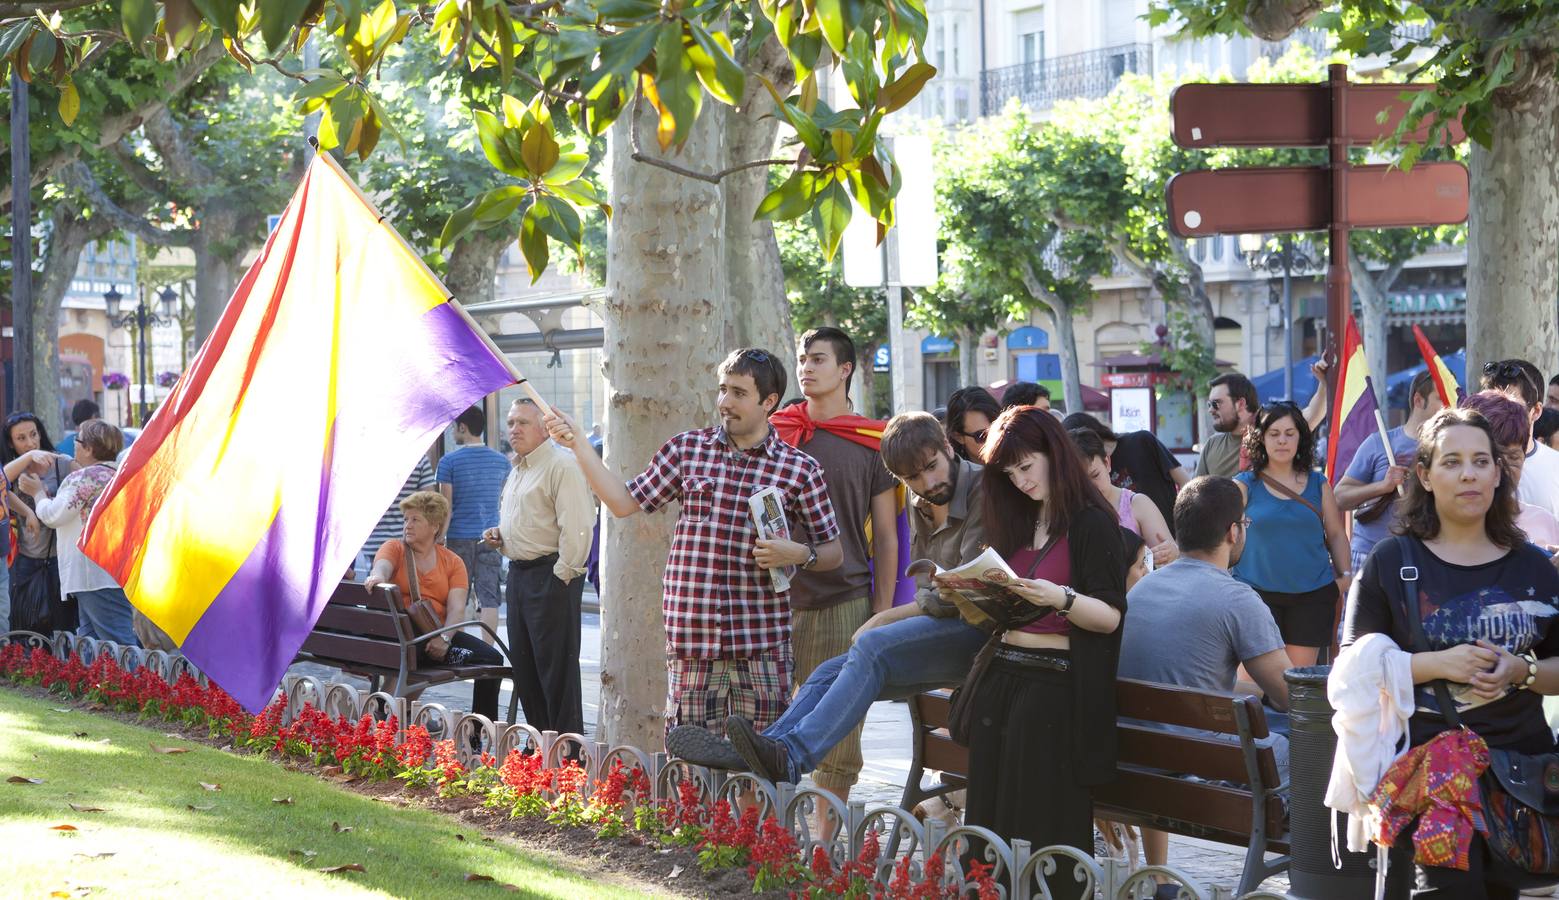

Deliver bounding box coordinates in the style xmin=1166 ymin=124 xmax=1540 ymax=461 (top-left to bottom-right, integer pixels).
xmin=627 ymin=426 xmax=840 ymax=658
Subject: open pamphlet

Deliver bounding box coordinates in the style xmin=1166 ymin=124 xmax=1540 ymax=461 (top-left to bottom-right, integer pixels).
xmin=748 ymin=486 xmax=792 ymax=592
xmin=905 ymin=546 xmax=1040 ymax=625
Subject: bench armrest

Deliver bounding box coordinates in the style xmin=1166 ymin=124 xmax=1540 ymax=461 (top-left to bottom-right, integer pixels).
xmin=409 ymin=621 xmax=514 ymax=665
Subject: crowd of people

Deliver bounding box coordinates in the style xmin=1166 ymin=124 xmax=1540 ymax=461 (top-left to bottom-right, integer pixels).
xmin=11 ymin=331 xmax=1559 ymax=899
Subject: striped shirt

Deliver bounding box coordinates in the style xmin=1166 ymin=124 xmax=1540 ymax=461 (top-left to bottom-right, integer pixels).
xmin=435 ymin=444 xmax=512 ymax=539
xmin=362 ymin=456 xmax=436 ymax=559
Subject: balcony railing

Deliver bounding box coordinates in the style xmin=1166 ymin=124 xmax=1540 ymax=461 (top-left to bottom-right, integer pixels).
xmin=979 ymin=43 xmax=1153 ymax=116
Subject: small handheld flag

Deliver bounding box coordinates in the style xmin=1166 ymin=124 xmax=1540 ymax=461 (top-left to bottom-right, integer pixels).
xmin=81 ymin=153 xmax=519 ymax=711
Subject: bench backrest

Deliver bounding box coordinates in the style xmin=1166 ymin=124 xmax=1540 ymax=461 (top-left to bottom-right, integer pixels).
xmin=910 ymin=679 xmax=1285 ymax=846
xmin=299 ymin=581 xmax=418 ymax=674
xmin=1097 ymin=678 xmax=1285 ymax=843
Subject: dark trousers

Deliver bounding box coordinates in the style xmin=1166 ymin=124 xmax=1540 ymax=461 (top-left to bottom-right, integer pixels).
xmin=416 ymin=631 xmax=502 ymax=723
xmin=505 ymin=553 xmax=584 ymax=735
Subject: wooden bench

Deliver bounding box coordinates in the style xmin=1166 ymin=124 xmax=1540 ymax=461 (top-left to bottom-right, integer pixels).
xmin=903 ymin=680 xmax=1289 ymax=895
xmin=296 ymin=580 xmax=518 ymax=722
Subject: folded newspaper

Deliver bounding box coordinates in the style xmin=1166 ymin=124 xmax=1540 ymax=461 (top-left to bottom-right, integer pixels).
xmin=748 ymin=486 xmax=791 ymax=592
xmin=905 ymin=546 xmax=1042 ymax=627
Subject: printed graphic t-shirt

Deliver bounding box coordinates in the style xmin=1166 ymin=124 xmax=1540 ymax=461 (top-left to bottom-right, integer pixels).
xmin=1345 ymin=537 xmax=1559 ymax=749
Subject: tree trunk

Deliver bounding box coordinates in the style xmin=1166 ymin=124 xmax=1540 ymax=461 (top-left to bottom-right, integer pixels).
xmin=599 ymin=98 xmax=727 ymax=749
xmin=857 ymin=340 xmax=879 ymax=418
xmin=1349 ymin=254 xmax=1400 ymax=408
xmin=1466 ymin=66 xmax=1559 ymax=380
xmin=192 ymin=225 xmax=240 ymax=347
xmin=722 ymin=38 xmax=797 ymax=398
xmin=443 ymin=231 xmax=508 ymax=307
xmin=30 ymin=203 xmax=105 ymax=438
xmin=1047 ymin=303 xmax=1083 ymax=414
xmin=957 ymin=328 xmax=978 ymax=386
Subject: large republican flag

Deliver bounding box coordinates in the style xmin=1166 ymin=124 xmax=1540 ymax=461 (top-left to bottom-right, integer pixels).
xmin=81 ymin=153 xmax=517 ymax=711
xmin=1326 ymin=315 xmax=1382 ymax=485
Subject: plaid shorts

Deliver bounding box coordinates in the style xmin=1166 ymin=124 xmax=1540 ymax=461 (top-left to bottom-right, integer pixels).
xmin=665 ymin=646 xmax=792 ymax=741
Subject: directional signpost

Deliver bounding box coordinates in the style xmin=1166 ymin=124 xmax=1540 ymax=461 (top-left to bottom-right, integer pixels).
xmin=1166 ymin=64 xmax=1468 ymax=404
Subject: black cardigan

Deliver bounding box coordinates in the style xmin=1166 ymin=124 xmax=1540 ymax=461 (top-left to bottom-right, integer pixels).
xmin=1057 ymin=504 xmax=1129 ymax=786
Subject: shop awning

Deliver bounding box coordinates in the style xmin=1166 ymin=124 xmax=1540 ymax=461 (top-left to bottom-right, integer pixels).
xmin=1252 ymin=354 xmax=1321 ymax=407
xmin=1386 ymin=348 xmax=1466 ymax=409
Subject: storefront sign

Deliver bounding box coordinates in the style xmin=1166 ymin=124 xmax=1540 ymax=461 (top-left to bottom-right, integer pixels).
xmin=1101 ymin=372 xmax=1173 ymax=388
xmin=1111 ymin=387 xmax=1154 ymax=436
xmin=1382 ymin=288 xmax=1465 ymax=315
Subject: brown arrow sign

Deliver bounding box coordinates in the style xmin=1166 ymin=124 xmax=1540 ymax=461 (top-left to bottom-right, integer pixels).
xmin=1165 ymin=162 xmax=1469 ymax=238
xmin=1170 ymin=83 xmax=1466 ymax=149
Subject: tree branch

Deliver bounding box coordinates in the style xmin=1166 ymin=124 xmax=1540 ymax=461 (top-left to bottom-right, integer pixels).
xmin=1 ymin=38 xmax=226 ymax=212
xmin=61 ymin=160 xmax=195 ymax=247
xmin=141 ymin=106 xmax=215 ymax=187
xmin=0 ymin=0 xmax=99 ymax=16
xmin=627 ymin=90 xmax=795 ymax=184
xmin=253 ymin=54 xmax=310 ymax=83
xmin=107 ymin=141 xmax=173 ymax=198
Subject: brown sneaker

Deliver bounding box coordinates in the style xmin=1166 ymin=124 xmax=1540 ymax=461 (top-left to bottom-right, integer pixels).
xmin=725 ymin=715 xmax=791 ymax=784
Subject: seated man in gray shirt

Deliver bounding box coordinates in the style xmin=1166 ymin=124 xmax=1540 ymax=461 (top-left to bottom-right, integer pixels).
xmin=1119 ymin=475 xmax=1291 ymax=877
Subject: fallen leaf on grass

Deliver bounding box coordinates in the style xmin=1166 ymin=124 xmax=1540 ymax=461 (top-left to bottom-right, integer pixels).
xmin=150 ymin=745 xmax=189 ymax=755
xmin=481 ymin=837 xmax=494 ymax=843
xmin=501 ymin=886 xmax=523 ymax=893
xmin=287 ymin=849 xmax=318 ymax=860
xmin=321 ymin=765 xmax=344 ymax=776
xmin=463 ymin=873 xmax=493 ymax=882
xmin=317 ymin=864 xmax=366 ymax=874
xmin=50 ymin=708 xmax=72 ymax=713
xmin=271 ymin=797 xmax=294 ymax=805
xmin=7 ymin=776 xmax=43 ymax=784
xmin=454 ymin=833 xmax=465 ymax=841
xmin=197 ymin=782 xmax=221 ymax=792
xmin=72 ymin=852 xmax=116 ymax=860
xmin=186 ymin=804 xmax=215 ymax=812
xmin=67 ymin=804 xmax=105 ymax=813
xmin=331 ymin=822 xmax=353 ymax=833
xmin=51 ymin=824 xmax=78 ymax=832
xmin=72 ymin=732 xmax=88 ymax=738
xmin=669 ymin=864 xmax=684 ymax=878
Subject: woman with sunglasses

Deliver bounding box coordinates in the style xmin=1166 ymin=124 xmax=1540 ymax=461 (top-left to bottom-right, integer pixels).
xmin=944 ymin=386 xmax=1000 ymax=461
xmin=3 ymin=413 xmax=79 ymax=632
xmin=1234 ymin=402 xmax=1351 ymax=666
xmin=960 ymin=406 xmax=1127 ymax=899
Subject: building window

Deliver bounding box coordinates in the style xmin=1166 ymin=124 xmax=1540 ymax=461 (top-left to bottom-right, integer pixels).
xmin=1021 ymin=30 xmax=1045 ymax=66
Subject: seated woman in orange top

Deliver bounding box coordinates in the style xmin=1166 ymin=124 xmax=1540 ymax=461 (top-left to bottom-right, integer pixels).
xmin=364 ymin=490 xmax=504 ymax=723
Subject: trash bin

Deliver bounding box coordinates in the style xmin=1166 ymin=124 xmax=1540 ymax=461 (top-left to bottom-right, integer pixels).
xmin=1285 ymin=664 xmax=1377 ymax=899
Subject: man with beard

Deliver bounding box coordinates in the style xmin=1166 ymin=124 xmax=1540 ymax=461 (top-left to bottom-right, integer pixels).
xmin=1196 ymin=373 xmax=1260 ymax=478
xmin=665 ymin=412 xmax=990 ymax=783
xmin=1118 ymin=475 xmax=1292 ymax=882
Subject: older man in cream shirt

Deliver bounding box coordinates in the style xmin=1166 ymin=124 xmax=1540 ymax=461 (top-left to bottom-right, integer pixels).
xmin=482 ymin=398 xmax=596 ymax=735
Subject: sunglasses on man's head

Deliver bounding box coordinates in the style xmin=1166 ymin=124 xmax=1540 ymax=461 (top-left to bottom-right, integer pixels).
xmin=1484 ymin=361 xmax=1525 ymax=382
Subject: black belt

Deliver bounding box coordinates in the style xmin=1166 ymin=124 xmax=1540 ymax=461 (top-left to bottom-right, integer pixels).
xmin=510 ymin=552 xmax=559 ymax=570
xmin=993 ymin=645 xmax=1071 ymax=672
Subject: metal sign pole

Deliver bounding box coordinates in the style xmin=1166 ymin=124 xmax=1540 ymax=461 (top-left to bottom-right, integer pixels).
xmin=1326 ymin=63 xmax=1352 ymax=406
xmin=884 ymin=225 xmax=909 ymax=415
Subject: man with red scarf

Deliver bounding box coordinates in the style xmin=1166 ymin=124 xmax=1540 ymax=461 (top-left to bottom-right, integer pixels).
xmin=748 ymin=327 xmax=899 ymax=808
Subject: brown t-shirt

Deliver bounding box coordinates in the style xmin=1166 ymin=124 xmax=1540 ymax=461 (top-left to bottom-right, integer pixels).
xmin=787 ymin=429 xmax=897 ymax=611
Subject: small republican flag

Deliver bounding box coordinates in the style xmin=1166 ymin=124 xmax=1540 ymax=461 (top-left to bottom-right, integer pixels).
xmin=1326 ymin=315 xmax=1382 ymax=485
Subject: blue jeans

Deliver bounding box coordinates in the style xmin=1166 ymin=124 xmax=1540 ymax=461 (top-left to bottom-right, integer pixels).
xmin=765 ymin=614 xmax=987 ymax=782
xmin=0 ymin=553 xmax=9 ymax=630
xmin=73 ymin=587 xmax=139 ymax=646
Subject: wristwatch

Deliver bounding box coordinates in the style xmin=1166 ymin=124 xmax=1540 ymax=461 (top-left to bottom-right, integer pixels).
xmin=801 ymin=543 xmax=818 ymax=570
xmin=1517 ymin=651 xmax=1539 ymax=690
xmin=1056 ymin=585 xmax=1078 ymax=617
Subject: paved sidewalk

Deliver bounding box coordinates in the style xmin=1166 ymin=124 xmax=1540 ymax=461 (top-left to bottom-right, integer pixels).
xmin=288 ymin=594 xmax=1292 ymax=896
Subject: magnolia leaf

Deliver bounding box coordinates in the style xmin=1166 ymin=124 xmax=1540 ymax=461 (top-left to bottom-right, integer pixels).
xmin=318 ymin=864 xmax=366 ymax=874
xmin=120 ymin=0 xmax=157 ymax=46
xmin=150 ymin=744 xmax=189 ymax=754
xmin=813 ymin=180 xmax=853 ymax=260
xmin=520 ymin=121 xmax=561 ymax=178
xmin=878 ymin=62 xmax=937 ymax=114
xmin=186 ymin=804 xmax=215 ymax=811
xmin=163 ymin=0 xmax=202 ymax=50
xmin=57 ymin=80 xmax=79 ymax=126
xmin=50 ymin=824 xmax=78 ymax=832
xmin=473 ymin=110 xmax=527 ymax=179
xmin=331 ymin=821 xmax=353 ymax=833
xmin=464 ymin=874 xmax=494 ymax=882
xmin=813 ymin=0 xmax=848 ymax=55
xmin=67 ymin=804 xmax=105 ymax=813
xmin=272 ymin=797 xmax=294 ymax=805
xmin=519 ymin=206 xmax=550 ymax=283
xmin=8 ymin=776 xmax=43 ymax=784
xmin=197 ymin=782 xmax=221 ymax=792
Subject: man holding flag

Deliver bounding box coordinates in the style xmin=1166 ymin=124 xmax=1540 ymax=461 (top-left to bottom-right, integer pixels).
xmin=1335 ymin=371 xmax=1442 ymax=572
xmin=763 ymin=327 xmax=900 ymax=808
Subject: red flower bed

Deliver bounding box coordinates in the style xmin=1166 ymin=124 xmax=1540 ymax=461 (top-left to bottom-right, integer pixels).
xmin=0 ymin=644 xmax=997 ymax=897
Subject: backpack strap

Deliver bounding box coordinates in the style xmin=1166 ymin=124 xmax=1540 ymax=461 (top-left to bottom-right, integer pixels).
xmin=1392 ymin=535 xmax=1460 ymax=727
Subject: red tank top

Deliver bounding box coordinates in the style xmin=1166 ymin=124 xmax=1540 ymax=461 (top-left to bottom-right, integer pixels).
xmin=1009 ymin=537 xmax=1072 ymax=635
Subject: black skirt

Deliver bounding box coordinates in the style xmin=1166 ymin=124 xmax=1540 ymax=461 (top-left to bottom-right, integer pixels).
xmin=964 ymin=646 xmax=1093 ymax=855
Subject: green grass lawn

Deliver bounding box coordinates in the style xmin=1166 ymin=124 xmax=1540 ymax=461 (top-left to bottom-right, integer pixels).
xmin=0 ymin=688 xmax=661 ymax=898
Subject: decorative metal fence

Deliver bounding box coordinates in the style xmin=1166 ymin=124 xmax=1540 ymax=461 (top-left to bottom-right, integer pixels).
xmin=979 ymin=44 xmax=1153 ymax=117
xmin=8 ymin=631 xmax=1294 ymax=900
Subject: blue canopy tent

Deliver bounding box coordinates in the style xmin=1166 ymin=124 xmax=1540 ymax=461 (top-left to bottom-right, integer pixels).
xmin=1385 ymin=348 xmax=1466 ymax=409
xmin=1252 ymin=355 xmax=1322 ymax=407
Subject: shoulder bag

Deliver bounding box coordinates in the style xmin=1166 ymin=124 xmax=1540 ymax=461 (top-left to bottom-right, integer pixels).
xmin=945 ymin=533 xmax=1065 ymax=745
xmin=1392 ymin=535 xmax=1559 ymax=874
xmin=400 ymin=541 xmax=443 ymax=639
xmin=1257 ymin=472 xmax=1330 ymax=540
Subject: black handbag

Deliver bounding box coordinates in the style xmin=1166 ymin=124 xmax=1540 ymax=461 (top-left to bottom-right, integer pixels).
xmin=1392 ymin=535 xmax=1559 ymax=874
xmin=9 ymin=533 xmax=60 ymax=634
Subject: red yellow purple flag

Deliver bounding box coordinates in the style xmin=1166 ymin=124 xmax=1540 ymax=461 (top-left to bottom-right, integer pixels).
xmin=1326 ymin=315 xmax=1382 ymax=485
xmin=80 ymin=153 xmax=518 ymax=711
xmin=1412 ymin=324 xmax=1464 ymax=407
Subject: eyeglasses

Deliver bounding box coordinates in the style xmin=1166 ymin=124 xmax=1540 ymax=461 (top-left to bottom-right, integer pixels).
xmin=1206 ymin=398 xmax=1224 ymax=412
xmin=1240 ymin=517 xmax=1253 ymax=528
xmin=961 ymin=427 xmax=988 ymax=443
